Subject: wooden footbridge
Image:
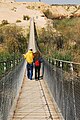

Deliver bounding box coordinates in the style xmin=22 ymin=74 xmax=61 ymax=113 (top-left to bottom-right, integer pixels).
xmin=12 ymin=17 xmax=63 ymax=120
xmin=12 ymin=74 xmax=62 ymax=120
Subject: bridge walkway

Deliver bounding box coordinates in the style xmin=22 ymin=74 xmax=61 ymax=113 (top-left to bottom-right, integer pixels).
xmin=12 ymin=72 xmax=62 ymax=120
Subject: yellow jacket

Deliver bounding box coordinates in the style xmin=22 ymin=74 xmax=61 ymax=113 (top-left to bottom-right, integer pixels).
xmin=24 ymin=50 xmax=34 ymax=64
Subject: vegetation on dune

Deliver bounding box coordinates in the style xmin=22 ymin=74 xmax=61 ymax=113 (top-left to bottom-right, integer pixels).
xmin=0 ymin=24 xmax=29 ymax=61
xmin=53 ymin=17 xmax=80 ymax=62
xmin=37 ymin=17 xmax=80 ymax=62
xmin=0 ymin=16 xmax=80 ymax=63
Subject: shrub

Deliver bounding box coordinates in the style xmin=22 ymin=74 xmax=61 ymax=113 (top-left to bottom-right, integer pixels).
xmin=43 ymin=9 xmax=53 ymax=19
xmin=23 ymin=15 xmax=30 ymax=20
xmin=16 ymin=20 xmax=21 ymax=23
xmin=0 ymin=25 xmax=29 ymax=55
xmin=0 ymin=35 xmax=4 ymax=43
xmin=1 ymin=20 xmax=8 ymax=25
xmin=52 ymin=51 xmax=72 ymax=61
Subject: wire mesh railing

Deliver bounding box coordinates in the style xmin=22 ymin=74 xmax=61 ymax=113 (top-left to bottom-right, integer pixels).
xmin=43 ymin=58 xmax=80 ymax=120
xmin=0 ymin=57 xmax=22 ymax=79
xmin=0 ymin=58 xmax=26 ymax=120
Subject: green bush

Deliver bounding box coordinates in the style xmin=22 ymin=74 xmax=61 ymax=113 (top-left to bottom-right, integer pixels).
xmin=52 ymin=51 xmax=73 ymax=61
xmin=0 ymin=35 xmax=4 ymax=43
xmin=0 ymin=25 xmax=29 ymax=64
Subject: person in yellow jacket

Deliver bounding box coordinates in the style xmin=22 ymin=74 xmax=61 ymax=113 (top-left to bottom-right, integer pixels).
xmin=23 ymin=49 xmax=34 ymax=80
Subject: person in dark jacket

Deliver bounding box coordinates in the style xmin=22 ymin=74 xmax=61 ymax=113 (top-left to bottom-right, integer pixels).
xmin=34 ymin=52 xmax=42 ymax=80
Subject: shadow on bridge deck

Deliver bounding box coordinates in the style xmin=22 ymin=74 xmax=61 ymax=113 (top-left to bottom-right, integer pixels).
xmin=12 ymin=71 xmax=62 ymax=120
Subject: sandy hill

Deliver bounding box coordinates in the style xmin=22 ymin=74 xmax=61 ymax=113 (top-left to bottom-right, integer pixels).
xmin=0 ymin=2 xmax=49 ymax=29
xmin=0 ymin=2 xmax=80 ymax=29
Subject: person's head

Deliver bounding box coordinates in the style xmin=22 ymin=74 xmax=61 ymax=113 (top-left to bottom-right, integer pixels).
xmin=34 ymin=51 xmax=40 ymax=59
xmin=29 ymin=49 xmax=33 ymax=51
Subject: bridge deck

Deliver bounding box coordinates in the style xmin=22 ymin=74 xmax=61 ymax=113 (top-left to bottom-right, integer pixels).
xmin=12 ymin=74 xmax=62 ymax=120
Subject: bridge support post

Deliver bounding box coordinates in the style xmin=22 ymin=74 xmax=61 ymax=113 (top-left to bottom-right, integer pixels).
xmin=60 ymin=61 xmax=65 ymax=119
xmin=70 ymin=63 xmax=77 ymax=120
xmin=4 ymin=62 xmax=6 ymax=72
xmin=11 ymin=61 xmax=13 ymax=69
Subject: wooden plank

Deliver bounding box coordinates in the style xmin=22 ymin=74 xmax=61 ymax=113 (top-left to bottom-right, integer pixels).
xmin=12 ymin=74 xmax=63 ymax=120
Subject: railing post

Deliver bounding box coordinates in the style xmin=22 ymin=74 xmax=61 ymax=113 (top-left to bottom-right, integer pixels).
xmin=48 ymin=58 xmax=50 ymax=63
xmin=54 ymin=60 xmax=56 ymax=72
xmin=60 ymin=61 xmax=65 ymax=118
xmin=54 ymin=60 xmax=58 ymax=102
xmin=2 ymin=79 xmax=5 ymax=120
xmin=52 ymin=59 xmax=54 ymax=65
xmin=15 ymin=60 xmax=17 ymax=66
xmin=70 ymin=63 xmax=73 ymax=73
xmin=4 ymin=62 xmax=6 ymax=72
xmin=54 ymin=60 xmax=56 ymax=66
xmin=18 ymin=58 xmax=20 ymax=63
xmin=60 ymin=61 xmax=62 ymax=68
xmin=70 ymin=63 xmax=77 ymax=120
xmin=50 ymin=59 xmax=52 ymax=64
xmin=11 ymin=61 xmax=13 ymax=69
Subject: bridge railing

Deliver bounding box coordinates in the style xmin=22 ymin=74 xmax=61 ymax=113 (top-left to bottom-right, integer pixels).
xmin=43 ymin=58 xmax=80 ymax=120
xmin=0 ymin=58 xmax=26 ymax=120
xmin=0 ymin=57 xmax=22 ymax=79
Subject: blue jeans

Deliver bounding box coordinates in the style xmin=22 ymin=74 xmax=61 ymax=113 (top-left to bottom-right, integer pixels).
xmin=27 ymin=63 xmax=33 ymax=80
